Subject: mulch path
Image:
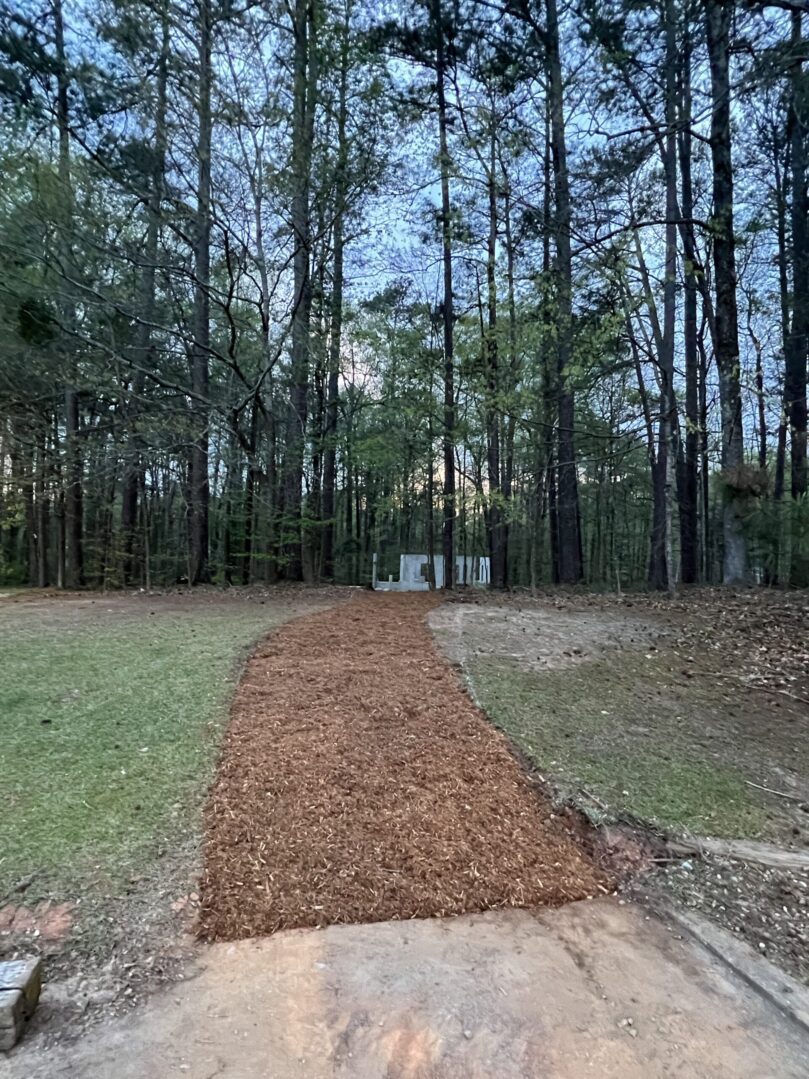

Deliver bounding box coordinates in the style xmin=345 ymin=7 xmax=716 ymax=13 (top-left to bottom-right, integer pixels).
xmin=198 ymin=593 xmax=609 ymax=941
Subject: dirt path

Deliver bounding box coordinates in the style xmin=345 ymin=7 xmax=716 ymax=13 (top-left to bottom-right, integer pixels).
xmin=199 ymin=593 xmax=607 ymax=940
xmin=10 ymin=899 xmax=809 ymax=1078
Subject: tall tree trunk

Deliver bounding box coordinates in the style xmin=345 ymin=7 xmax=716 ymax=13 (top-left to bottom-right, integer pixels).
xmin=246 ymin=103 xmax=273 ymax=583
xmin=547 ymin=0 xmax=582 ymax=583
xmin=774 ymin=121 xmax=790 ymax=508
xmin=281 ymin=0 xmax=317 ymax=580
xmin=787 ymin=9 xmax=809 ymax=584
xmin=53 ymin=0 xmax=82 ymax=589
xmin=752 ymin=328 xmax=767 ymax=470
xmin=36 ymin=425 xmax=49 ymax=587
xmin=705 ymin=0 xmax=747 ymax=584
xmin=427 ymin=401 xmax=436 ymax=588
xmin=266 ymin=395 xmax=280 ymax=582
xmin=502 ymin=179 xmax=518 ymax=578
xmin=241 ymin=397 xmax=259 ymax=584
xmin=679 ymin=17 xmax=699 ymax=583
xmin=697 ymin=319 xmax=712 ymax=579
xmin=189 ymin=0 xmax=212 ymax=584
xmin=484 ymin=116 xmax=506 ymax=589
xmin=649 ymin=0 xmax=677 ymax=592
xmin=22 ymin=438 xmax=36 ymax=586
xmin=121 ymin=4 xmax=168 ymax=586
xmin=321 ymin=1 xmax=350 ymax=580
xmin=221 ymin=430 xmax=240 ymax=586
xmin=540 ymin=93 xmax=559 ymax=584
xmin=52 ymin=411 xmax=65 ymax=588
xmin=306 ymin=219 xmax=328 ymax=581
xmin=434 ymin=0 xmax=455 ymax=588
xmin=63 ymin=385 xmax=82 ymax=588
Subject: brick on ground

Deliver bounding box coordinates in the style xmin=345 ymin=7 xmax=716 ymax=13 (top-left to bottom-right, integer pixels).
xmin=0 ymin=989 xmax=24 ymax=1051
xmin=0 ymin=958 xmax=42 ymax=1051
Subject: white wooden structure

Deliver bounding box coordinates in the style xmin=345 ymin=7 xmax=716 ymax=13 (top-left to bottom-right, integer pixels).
xmin=372 ymin=553 xmax=490 ymax=591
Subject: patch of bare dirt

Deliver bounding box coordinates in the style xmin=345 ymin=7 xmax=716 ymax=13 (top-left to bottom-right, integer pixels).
xmin=0 ymin=843 xmax=206 ymax=1050
xmin=664 ymin=590 xmax=809 ymax=711
xmin=198 ymin=594 xmax=611 ymax=940
xmin=0 ymin=582 xmax=355 ymax=624
xmin=429 ymin=601 xmax=665 ymax=674
xmin=0 ymin=902 xmax=74 ymax=950
xmin=449 ymin=586 xmax=809 ymax=703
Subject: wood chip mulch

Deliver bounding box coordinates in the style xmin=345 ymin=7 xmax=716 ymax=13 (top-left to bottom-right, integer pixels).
xmin=198 ymin=593 xmax=609 ymax=941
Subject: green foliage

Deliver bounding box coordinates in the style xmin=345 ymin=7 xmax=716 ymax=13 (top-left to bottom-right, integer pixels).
xmin=0 ymin=0 xmax=804 ymax=593
xmin=17 ymin=296 xmax=55 ymax=345
xmin=740 ymin=491 xmax=809 ymax=585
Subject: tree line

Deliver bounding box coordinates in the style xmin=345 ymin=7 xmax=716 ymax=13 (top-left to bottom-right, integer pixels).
xmin=0 ymin=0 xmax=807 ymax=592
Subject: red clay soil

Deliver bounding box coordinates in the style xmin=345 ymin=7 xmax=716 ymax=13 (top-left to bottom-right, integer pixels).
xmin=198 ymin=593 xmax=609 ymax=941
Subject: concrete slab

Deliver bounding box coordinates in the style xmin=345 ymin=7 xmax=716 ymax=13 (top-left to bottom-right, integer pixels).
xmin=6 ymin=898 xmax=808 ymax=1078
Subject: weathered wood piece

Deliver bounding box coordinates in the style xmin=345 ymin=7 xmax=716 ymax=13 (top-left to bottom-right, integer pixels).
xmin=669 ymin=837 xmax=809 ymax=871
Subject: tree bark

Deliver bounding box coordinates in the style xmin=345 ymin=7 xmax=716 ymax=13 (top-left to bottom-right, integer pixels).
xmin=705 ymin=0 xmax=748 ymax=584
xmin=679 ymin=16 xmax=699 ymax=583
xmin=787 ymin=9 xmax=809 ymax=584
xmin=774 ymin=118 xmax=790 ymax=509
xmin=241 ymin=397 xmax=259 ymax=584
xmin=281 ymin=0 xmax=318 ymax=580
xmin=540 ymin=90 xmax=560 ymax=583
xmin=121 ymin=5 xmax=168 ymax=586
xmin=53 ymin=0 xmax=83 ymax=589
xmin=434 ymin=0 xmax=455 ymax=588
xmin=546 ymin=0 xmax=582 ymax=583
xmin=321 ymin=2 xmax=350 ymax=581
xmin=36 ymin=424 xmax=49 ymax=587
xmin=649 ymin=0 xmax=677 ymax=593
xmin=484 ymin=115 xmax=506 ymax=589
xmin=502 ymin=177 xmax=518 ymax=579
xmin=189 ymin=0 xmax=212 ymax=584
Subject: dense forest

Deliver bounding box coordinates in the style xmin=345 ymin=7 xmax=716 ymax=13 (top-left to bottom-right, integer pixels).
xmin=0 ymin=0 xmax=807 ymax=591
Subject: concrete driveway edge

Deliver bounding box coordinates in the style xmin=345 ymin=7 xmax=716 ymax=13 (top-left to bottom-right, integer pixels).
xmin=650 ymin=898 xmax=809 ymax=1035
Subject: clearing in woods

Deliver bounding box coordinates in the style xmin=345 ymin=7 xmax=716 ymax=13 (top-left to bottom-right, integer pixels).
xmin=199 ymin=592 xmax=608 ymax=939
xmin=7 ymin=588 xmax=809 ymax=1079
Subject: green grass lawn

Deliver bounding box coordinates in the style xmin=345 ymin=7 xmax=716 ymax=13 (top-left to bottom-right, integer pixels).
xmin=0 ymin=599 xmax=296 ymax=896
xmin=470 ymin=655 xmax=785 ymax=841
